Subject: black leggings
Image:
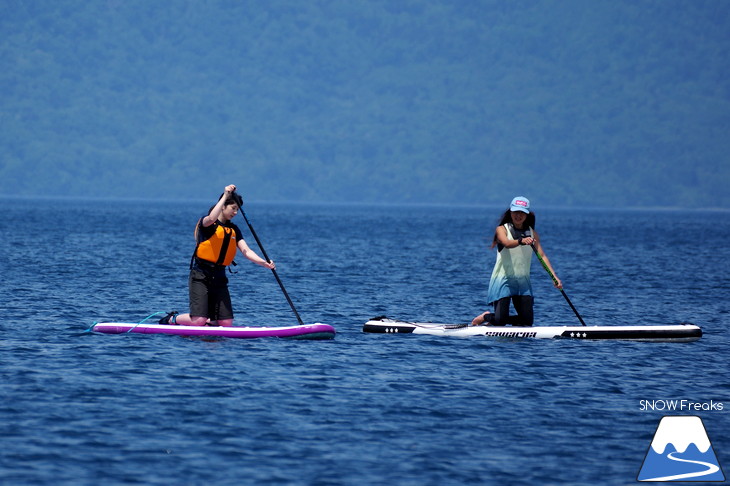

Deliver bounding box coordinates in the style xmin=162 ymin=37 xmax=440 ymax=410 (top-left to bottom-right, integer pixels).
xmin=489 ymin=296 xmax=534 ymax=326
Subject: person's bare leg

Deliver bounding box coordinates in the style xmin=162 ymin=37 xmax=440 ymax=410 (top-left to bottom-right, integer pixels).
xmin=175 ymin=313 xmax=209 ymax=326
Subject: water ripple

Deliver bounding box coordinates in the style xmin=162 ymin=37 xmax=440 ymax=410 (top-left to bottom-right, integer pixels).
xmin=1 ymin=201 xmax=728 ymax=485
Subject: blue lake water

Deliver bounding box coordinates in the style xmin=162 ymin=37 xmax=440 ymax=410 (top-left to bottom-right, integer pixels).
xmin=1 ymin=198 xmax=728 ymax=485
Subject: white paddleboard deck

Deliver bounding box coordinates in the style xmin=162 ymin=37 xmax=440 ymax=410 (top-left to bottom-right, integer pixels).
xmin=363 ymin=318 xmax=701 ymax=342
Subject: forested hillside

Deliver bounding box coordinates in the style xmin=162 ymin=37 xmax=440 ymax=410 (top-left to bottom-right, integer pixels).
xmin=1 ymin=0 xmax=728 ymax=208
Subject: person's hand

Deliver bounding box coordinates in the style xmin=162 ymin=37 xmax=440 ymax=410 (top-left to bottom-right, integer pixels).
xmin=554 ymin=277 xmax=563 ymax=289
xmin=265 ymin=260 xmax=276 ymax=270
xmin=520 ymin=236 xmax=535 ymax=246
xmin=224 ymin=184 xmax=236 ymax=194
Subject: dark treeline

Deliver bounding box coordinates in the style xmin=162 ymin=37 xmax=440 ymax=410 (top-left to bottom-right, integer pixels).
xmin=1 ymin=0 xmax=728 ymax=208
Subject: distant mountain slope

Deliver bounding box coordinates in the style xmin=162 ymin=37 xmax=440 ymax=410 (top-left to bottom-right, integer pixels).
xmin=1 ymin=0 xmax=728 ymax=208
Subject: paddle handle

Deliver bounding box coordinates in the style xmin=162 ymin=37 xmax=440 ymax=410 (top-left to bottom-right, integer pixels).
xmin=530 ymin=243 xmax=587 ymax=326
xmin=239 ymin=206 xmax=305 ymax=326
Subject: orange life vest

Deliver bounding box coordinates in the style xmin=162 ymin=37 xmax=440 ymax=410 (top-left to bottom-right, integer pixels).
xmin=195 ymin=223 xmax=238 ymax=266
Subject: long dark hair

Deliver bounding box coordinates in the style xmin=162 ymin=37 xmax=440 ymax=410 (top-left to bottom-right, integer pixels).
xmin=207 ymin=193 xmax=243 ymax=214
xmin=491 ymin=209 xmax=536 ymax=248
xmin=196 ymin=193 xmax=243 ymax=241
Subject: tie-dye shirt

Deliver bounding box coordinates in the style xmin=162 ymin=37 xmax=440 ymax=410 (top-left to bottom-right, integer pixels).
xmin=486 ymin=224 xmax=534 ymax=304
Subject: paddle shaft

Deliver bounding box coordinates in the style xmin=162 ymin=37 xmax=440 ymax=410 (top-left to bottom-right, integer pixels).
xmin=239 ymin=207 xmax=305 ymax=326
xmin=530 ymin=243 xmax=587 ymax=326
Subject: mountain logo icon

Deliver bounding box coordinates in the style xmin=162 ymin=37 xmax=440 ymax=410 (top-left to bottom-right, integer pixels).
xmin=638 ymin=415 xmax=725 ymax=482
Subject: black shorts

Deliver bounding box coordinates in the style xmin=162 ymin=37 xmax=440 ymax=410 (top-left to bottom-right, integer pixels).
xmin=188 ymin=268 xmax=233 ymax=321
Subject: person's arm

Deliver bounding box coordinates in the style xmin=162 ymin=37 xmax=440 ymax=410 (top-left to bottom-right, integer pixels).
xmin=532 ymin=230 xmax=562 ymax=289
xmin=495 ymin=225 xmax=536 ymax=249
xmin=237 ymin=239 xmax=275 ymax=269
xmin=202 ymin=184 xmax=237 ymax=227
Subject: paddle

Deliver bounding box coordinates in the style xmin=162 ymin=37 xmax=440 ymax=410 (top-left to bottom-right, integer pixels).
xmin=236 ymin=196 xmax=305 ymax=326
xmin=530 ymin=243 xmax=587 ymax=326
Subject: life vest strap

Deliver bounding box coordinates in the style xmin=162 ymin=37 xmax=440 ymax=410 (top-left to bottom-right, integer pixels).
xmin=215 ymin=227 xmax=232 ymax=266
